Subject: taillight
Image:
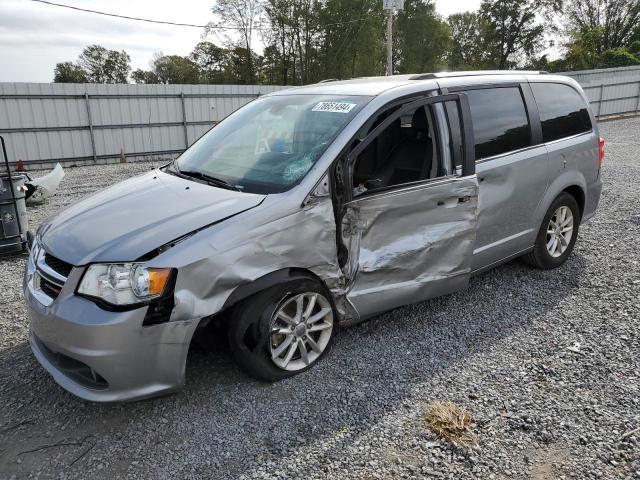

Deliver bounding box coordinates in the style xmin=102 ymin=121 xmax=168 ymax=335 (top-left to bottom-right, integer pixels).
xmin=598 ymin=137 xmax=605 ymax=167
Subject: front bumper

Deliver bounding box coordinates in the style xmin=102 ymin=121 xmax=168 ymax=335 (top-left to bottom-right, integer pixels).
xmin=24 ymin=267 xmax=200 ymax=402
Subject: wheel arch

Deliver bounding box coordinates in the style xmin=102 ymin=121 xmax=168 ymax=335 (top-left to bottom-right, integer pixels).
xmin=192 ymin=267 xmax=337 ymax=347
xmin=562 ymin=184 xmax=585 ymax=219
xmin=221 ymin=267 xmax=334 ymax=313
xmin=535 ymin=171 xmax=587 ymax=229
xmin=521 ymin=181 xmax=584 ymax=270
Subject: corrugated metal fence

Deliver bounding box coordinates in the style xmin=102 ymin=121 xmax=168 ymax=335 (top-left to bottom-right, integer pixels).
xmin=1 ymin=66 xmax=639 ymax=167
xmin=563 ymin=65 xmax=640 ymax=117
xmin=0 ymin=83 xmax=286 ymax=168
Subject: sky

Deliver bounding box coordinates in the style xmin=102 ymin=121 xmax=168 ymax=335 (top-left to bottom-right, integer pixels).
xmin=0 ymin=0 xmax=482 ymax=83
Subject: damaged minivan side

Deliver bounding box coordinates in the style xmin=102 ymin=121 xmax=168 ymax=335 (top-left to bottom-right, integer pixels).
xmin=24 ymin=71 xmax=602 ymax=401
xmin=333 ymin=93 xmax=478 ymax=321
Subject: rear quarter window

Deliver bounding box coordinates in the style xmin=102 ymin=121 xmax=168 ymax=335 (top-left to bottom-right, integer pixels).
xmin=465 ymin=87 xmax=531 ymax=160
xmin=531 ymin=83 xmax=592 ymax=143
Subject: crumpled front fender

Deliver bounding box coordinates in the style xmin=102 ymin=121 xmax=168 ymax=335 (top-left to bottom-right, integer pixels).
xmin=150 ymin=196 xmax=348 ymax=324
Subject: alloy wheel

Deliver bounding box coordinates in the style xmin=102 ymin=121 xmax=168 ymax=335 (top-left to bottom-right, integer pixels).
xmin=546 ymin=206 xmax=574 ymax=258
xmin=269 ymin=292 xmax=334 ymax=371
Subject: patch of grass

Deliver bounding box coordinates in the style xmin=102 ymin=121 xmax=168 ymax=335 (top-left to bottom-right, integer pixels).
xmin=424 ymin=401 xmax=478 ymax=448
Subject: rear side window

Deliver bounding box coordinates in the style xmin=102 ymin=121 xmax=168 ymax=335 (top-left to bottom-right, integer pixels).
xmin=465 ymin=87 xmax=531 ymax=160
xmin=531 ymin=83 xmax=592 ymax=142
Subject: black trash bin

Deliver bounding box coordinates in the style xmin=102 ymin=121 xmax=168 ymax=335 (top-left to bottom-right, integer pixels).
xmin=0 ymin=174 xmax=28 ymax=254
xmin=0 ymin=136 xmax=28 ymax=255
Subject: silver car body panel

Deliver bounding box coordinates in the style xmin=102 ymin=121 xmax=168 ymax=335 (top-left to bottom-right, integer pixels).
xmin=38 ymin=169 xmax=266 ymax=265
xmin=343 ymin=176 xmax=478 ymax=319
xmin=24 ymin=73 xmax=602 ymax=401
xmin=471 ymin=144 xmax=549 ymax=270
xmin=159 ymin=193 xmax=345 ymax=323
xmin=24 ymin=264 xmax=200 ymax=402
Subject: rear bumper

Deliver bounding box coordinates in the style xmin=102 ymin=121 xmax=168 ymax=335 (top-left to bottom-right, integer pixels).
xmin=25 ymin=277 xmax=200 ymax=402
xmin=582 ymin=176 xmax=602 ymax=224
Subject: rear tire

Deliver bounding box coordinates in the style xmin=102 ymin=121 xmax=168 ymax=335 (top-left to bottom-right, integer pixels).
xmin=227 ymin=279 xmax=337 ymax=382
xmin=523 ymin=193 xmax=581 ymax=269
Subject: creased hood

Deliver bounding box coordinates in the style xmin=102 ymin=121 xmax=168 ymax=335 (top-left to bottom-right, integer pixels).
xmin=39 ymin=170 xmax=265 ymax=265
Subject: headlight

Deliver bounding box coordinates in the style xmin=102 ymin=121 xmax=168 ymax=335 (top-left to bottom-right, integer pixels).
xmin=78 ymin=263 xmax=172 ymax=306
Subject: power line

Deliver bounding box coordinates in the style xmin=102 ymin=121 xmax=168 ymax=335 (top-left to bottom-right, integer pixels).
xmin=31 ymin=0 xmax=212 ymax=28
xmin=30 ymin=0 xmax=373 ymax=31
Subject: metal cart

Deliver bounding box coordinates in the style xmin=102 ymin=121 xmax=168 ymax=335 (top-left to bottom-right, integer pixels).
xmin=0 ymin=136 xmax=29 ymax=255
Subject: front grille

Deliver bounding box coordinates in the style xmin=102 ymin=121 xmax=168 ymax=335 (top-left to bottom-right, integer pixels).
xmin=35 ymin=252 xmax=68 ymax=301
xmin=44 ymin=253 xmax=74 ymax=277
xmin=40 ymin=275 xmax=63 ymax=299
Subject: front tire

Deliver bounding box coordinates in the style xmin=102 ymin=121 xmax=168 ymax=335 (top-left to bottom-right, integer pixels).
xmin=227 ymin=279 xmax=337 ymax=381
xmin=523 ymin=192 xmax=581 ymax=269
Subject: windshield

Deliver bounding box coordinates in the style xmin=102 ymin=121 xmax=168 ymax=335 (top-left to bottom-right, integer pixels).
xmin=173 ymin=94 xmax=371 ymax=194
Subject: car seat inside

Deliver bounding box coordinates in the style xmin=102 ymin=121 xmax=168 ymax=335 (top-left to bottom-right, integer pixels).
xmin=353 ymin=106 xmax=436 ymax=193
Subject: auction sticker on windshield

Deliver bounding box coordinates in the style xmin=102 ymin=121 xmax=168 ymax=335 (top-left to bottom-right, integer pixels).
xmin=312 ymin=102 xmax=357 ymax=113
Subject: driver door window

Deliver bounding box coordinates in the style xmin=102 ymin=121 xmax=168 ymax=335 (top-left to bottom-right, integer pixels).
xmin=351 ymin=104 xmax=450 ymax=196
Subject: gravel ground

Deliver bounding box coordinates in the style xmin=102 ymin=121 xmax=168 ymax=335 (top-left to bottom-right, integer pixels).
xmin=1 ymin=118 xmax=639 ymax=480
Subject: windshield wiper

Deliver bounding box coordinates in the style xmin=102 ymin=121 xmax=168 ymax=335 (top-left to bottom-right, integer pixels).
xmin=174 ymin=168 xmax=242 ymax=192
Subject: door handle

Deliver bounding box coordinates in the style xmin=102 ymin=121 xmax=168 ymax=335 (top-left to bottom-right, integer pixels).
xmin=437 ymin=196 xmax=471 ymax=207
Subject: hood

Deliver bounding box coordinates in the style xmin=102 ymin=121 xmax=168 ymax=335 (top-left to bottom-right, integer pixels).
xmin=39 ymin=170 xmax=265 ymax=265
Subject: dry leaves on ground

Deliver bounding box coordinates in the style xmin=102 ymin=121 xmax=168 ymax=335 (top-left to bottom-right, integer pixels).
xmin=424 ymin=401 xmax=478 ymax=448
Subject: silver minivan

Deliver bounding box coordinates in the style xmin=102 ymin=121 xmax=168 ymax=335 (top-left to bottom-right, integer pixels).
xmin=24 ymin=71 xmax=603 ymax=401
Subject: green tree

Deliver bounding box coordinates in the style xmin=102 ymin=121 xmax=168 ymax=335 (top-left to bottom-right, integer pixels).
xmin=263 ymin=0 xmax=297 ymax=85
xmin=447 ymin=12 xmax=490 ymax=70
xmin=554 ymin=25 xmax=640 ymax=72
xmin=189 ymin=42 xmax=230 ymax=83
xmin=395 ymin=0 xmax=450 ymax=74
xmin=77 ymin=45 xmax=131 ymax=83
xmin=223 ymin=47 xmax=262 ymax=83
xmin=597 ymin=47 xmax=640 ymax=68
xmin=208 ymin=0 xmax=262 ymax=83
xmin=152 ymin=55 xmax=201 ymax=84
xmin=562 ymin=0 xmax=640 ymax=53
xmin=258 ymin=44 xmax=283 ymax=84
xmin=289 ymin=0 xmax=317 ymax=84
xmin=53 ymin=62 xmax=88 ymax=83
xmin=561 ymin=27 xmax=605 ymax=70
xmin=131 ymin=69 xmax=160 ymax=84
xmin=315 ymin=0 xmax=385 ymax=81
xmin=261 ymin=0 xmax=385 ymax=84
xmin=479 ymin=0 xmax=554 ymax=69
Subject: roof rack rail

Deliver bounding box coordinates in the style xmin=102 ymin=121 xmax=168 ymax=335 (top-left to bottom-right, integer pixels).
xmin=409 ymin=70 xmax=549 ymax=80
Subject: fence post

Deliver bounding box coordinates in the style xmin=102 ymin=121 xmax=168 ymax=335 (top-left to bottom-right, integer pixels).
xmin=84 ymin=92 xmax=97 ymax=162
xmin=636 ymin=81 xmax=640 ymax=113
xmin=596 ymin=84 xmax=604 ymax=118
xmin=180 ymin=92 xmax=189 ymax=149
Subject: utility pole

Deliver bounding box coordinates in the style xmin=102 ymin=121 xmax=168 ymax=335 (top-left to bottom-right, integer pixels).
xmin=386 ymin=8 xmax=393 ymax=76
xmin=383 ymin=0 xmax=403 ymax=76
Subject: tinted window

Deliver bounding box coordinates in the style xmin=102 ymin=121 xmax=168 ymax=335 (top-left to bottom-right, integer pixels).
xmin=466 ymin=87 xmax=531 ymax=160
xmin=531 ymin=83 xmax=592 ymax=142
